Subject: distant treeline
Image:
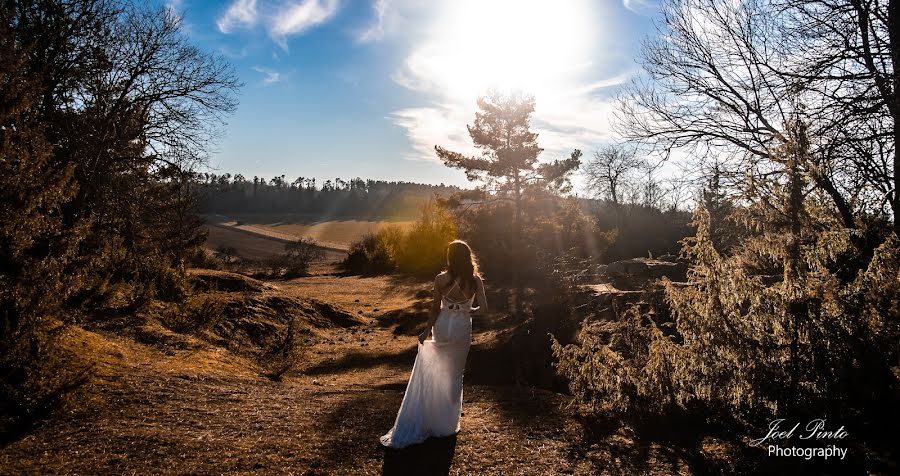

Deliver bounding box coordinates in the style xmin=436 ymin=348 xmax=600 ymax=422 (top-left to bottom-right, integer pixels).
xmin=194 ymin=174 xmax=462 ymax=219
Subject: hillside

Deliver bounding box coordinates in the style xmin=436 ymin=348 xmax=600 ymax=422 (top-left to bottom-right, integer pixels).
xmin=203 ymin=214 xmax=414 ymax=253
xmin=0 ymin=268 xmax=592 ymax=474
xmin=0 ymin=257 xmax=776 ymax=474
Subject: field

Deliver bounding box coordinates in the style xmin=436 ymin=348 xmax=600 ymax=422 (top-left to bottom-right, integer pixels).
xmin=204 ymin=214 xmax=415 ymax=252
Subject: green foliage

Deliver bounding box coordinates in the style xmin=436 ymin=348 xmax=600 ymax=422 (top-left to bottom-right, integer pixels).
xmin=393 ymin=201 xmax=458 ymax=275
xmin=344 ymin=233 xmax=398 ymax=274
xmin=448 ymin=192 xmax=615 ymax=283
xmin=586 ymin=200 xmax=693 ymax=262
xmin=432 ymin=92 xmax=608 ymax=285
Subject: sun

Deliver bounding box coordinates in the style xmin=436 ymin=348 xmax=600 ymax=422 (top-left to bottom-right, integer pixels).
xmin=406 ymin=0 xmax=599 ymax=103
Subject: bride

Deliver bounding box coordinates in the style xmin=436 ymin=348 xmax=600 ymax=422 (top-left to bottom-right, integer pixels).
xmin=379 ymin=240 xmax=487 ymax=449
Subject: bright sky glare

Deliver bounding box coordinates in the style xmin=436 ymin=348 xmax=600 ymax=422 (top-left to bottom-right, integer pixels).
xmin=161 ymin=0 xmax=660 ymax=187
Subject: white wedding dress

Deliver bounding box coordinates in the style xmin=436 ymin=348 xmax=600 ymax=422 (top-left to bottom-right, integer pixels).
xmin=379 ymin=281 xmax=474 ymax=449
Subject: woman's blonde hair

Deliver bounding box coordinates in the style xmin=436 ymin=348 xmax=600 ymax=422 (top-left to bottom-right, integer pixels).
xmin=446 ymin=240 xmax=479 ymax=293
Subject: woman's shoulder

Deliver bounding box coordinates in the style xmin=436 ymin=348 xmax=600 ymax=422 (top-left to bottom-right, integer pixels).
xmin=434 ymin=271 xmax=450 ymax=284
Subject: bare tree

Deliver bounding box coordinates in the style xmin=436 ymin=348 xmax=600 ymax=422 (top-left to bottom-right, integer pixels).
xmin=778 ymin=0 xmax=897 ymax=229
xmin=582 ymin=145 xmax=644 ymax=205
xmin=618 ymin=0 xmax=898 ymax=232
xmin=638 ymin=161 xmax=667 ymax=209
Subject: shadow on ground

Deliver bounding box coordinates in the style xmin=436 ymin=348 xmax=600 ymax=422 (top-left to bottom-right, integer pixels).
xmin=381 ymin=435 xmax=457 ymax=476
xmin=303 ymin=346 xmax=417 ymax=376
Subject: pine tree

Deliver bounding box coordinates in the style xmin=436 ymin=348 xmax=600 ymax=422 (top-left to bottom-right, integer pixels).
xmin=0 ymin=17 xmax=88 ymax=428
xmin=435 ymin=91 xmax=581 ymax=302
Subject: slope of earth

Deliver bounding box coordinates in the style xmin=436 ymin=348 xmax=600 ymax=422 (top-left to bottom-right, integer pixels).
xmin=0 ymin=267 xmax=776 ymax=475
xmin=204 ymin=213 xmax=415 ymax=252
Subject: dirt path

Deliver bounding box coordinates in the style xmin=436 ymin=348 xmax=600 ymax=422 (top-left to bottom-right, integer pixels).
xmin=0 ymin=258 xmax=717 ymax=475
xmin=0 ymin=277 xmax=598 ymax=475
xmin=0 ymin=340 xmax=590 ymax=474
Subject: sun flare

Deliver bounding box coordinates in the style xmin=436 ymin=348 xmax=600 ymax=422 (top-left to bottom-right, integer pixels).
xmin=407 ymin=0 xmax=599 ymax=103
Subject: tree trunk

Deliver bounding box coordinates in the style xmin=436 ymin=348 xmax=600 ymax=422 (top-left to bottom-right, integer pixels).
xmin=888 ymin=0 xmax=900 ymax=233
xmin=812 ymin=172 xmax=856 ymax=230
xmin=785 ymin=125 xmax=806 ymax=410
xmin=513 ymin=172 xmax=523 ymax=315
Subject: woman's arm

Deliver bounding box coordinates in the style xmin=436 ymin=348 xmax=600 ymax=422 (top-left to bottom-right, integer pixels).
xmin=419 ymin=275 xmax=442 ymax=343
xmin=474 ymin=276 xmax=488 ymax=313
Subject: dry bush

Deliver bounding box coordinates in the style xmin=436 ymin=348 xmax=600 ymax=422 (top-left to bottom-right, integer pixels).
xmin=393 ymin=201 xmax=457 ymax=275
xmin=214 ymin=245 xmax=240 ymax=265
xmin=554 ymin=209 xmax=900 ymax=424
xmin=0 ymin=322 xmax=91 ymax=436
xmin=261 ymin=315 xmax=311 ymax=381
xmin=258 ymin=238 xmax=325 ymax=277
xmin=343 ymin=233 xmax=395 ymax=274
xmin=159 ymin=296 xmax=226 ymax=334
xmin=283 ymin=237 xmax=325 ymax=276
xmin=552 ymin=306 xmax=679 ymax=423
xmin=343 ymin=200 xmax=457 ymax=276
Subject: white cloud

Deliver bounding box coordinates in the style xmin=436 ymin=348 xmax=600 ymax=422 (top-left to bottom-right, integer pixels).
xmin=217 ymin=0 xmax=258 ymax=33
xmin=165 ymin=0 xmax=183 ymax=15
xmin=216 ymin=0 xmax=339 ymax=50
xmin=623 ymin=0 xmax=657 ymax=15
xmin=573 ymin=73 xmax=633 ymax=95
xmin=253 ymin=66 xmax=283 ymax=85
xmin=356 ymin=0 xmax=428 ymax=43
xmin=165 ymin=0 xmax=196 ymax=35
xmin=384 ymin=0 xmax=629 ymax=165
xmin=390 ymin=104 xmax=478 ymax=161
xmin=270 ymin=0 xmax=340 ymax=50
xmin=357 ymin=0 xmax=389 ymax=42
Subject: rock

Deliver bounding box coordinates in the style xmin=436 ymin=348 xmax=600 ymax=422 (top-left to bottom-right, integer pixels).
xmin=605 ymin=257 xmax=688 ymax=290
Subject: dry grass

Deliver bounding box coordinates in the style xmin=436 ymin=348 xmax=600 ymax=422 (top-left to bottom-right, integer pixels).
xmin=0 ymin=276 xmax=594 ymax=474
xmin=0 ymin=264 xmax=784 ymax=475
xmin=207 ymin=214 xmax=415 ymax=252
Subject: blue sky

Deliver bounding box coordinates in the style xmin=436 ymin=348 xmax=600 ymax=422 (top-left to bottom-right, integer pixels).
xmin=162 ymin=0 xmax=661 ymax=187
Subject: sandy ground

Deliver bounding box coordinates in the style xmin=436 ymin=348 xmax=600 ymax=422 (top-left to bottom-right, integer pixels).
xmin=203 ymin=222 xmax=347 ymax=263
xmin=204 ymin=214 xmax=415 ymax=252
xmin=4 ymin=228 xmax=866 ymax=475
xmin=0 ymin=267 xmax=618 ymax=475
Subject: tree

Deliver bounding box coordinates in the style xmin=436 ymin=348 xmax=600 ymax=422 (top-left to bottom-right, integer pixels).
xmin=585 ymin=0 xmax=900 ymax=426
xmin=0 ymin=5 xmax=89 ymax=428
xmin=1 ymin=0 xmax=238 ymax=425
xmin=618 ymin=0 xmax=897 ymax=233
xmin=780 ymin=0 xmax=899 ymax=232
xmin=435 ymin=91 xmax=581 ymax=293
xmin=20 ymin=1 xmax=239 ymax=301
xmin=582 ymin=145 xmax=644 ymax=205
xmin=554 ymin=118 xmax=900 ymax=422
xmin=699 ymin=163 xmax=740 ymax=252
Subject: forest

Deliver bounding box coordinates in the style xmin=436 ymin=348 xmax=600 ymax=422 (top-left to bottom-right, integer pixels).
xmin=194 ymin=174 xmax=461 ymax=219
